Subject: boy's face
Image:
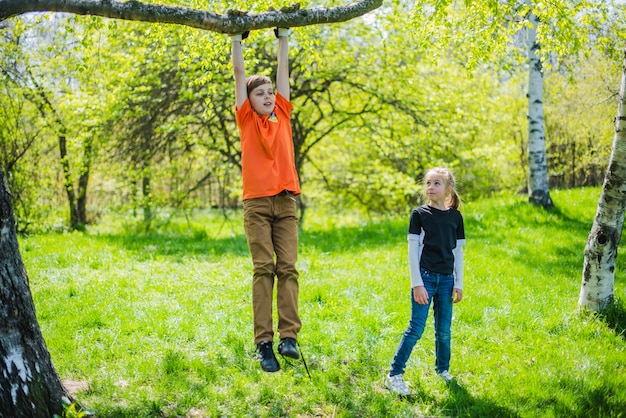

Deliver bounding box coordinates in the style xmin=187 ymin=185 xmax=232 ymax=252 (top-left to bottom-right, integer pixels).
xmin=249 ymin=83 xmax=275 ymax=116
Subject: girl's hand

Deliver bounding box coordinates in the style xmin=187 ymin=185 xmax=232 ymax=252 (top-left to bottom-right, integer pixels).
xmin=413 ymin=286 xmax=429 ymax=305
xmin=452 ymin=287 xmax=463 ymax=303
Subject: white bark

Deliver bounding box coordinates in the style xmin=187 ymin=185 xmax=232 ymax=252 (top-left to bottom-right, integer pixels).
xmin=578 ymin=49 xmax=626 ymax=312
xmin=0 ymin=0 xmax=382 ymax=33
xmin=526 ymin=9 xmax=553 ymax=208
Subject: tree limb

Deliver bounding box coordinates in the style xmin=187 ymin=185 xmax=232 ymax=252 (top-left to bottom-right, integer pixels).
xmin=0 ymin=0 xmax=382 ymax=33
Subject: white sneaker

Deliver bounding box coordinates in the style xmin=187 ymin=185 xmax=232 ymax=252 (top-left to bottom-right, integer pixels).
xmin=387 ymin=374 xmax=410 ymax=396
xmin=438 ymin=370 xmax=454 ymax=383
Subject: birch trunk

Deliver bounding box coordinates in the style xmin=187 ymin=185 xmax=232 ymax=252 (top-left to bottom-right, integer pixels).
xmin=526 ymin=10 xmax=553 ymax=208
xmin=0 ymin=169 xmax=70 ymax=417
xmin=578 ymin=49 xmax=626 ymax=312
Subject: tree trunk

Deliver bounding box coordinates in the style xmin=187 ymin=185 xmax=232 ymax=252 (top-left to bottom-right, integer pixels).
xmin=77 ymin=168 xmax=89 ymax=227
xmin=578 ymin=49 xmax=626 ymax=312
xmin=59 ymin=133 xmax=80 ymax=229
xmin=526 ymin=9 xmax=553 ymax=209
xmin=142 ymin=175 xmax=152 ymax=228
xmin=0 ymin=168 xmax=70 ymax=418
xmin=27 ymin=68 xmax=89 ymax=231
xmin=76 ymin=137 xmax=94 ymax=228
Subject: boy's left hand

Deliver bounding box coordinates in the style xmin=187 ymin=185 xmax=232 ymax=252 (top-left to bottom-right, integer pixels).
xmin=274 ymin=27 xmax=290 ymax=38
xmin=452 ymin=288 xmax=463 ymax=303
xmin=229 ymin=31 xmax=250 ymax=42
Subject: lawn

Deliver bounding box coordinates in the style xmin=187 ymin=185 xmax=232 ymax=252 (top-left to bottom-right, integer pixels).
xmin=22 ymin=188 xmax=626 ymax=417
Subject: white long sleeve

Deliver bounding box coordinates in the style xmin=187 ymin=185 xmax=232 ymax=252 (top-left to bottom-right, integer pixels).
xmin=452 ymin=239 xmax=466 ymax=289
xmin=408 ymin=233 xmax=424 ymax=287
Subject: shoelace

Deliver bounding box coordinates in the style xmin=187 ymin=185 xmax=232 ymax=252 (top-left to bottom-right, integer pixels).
xmin=279 ymin=341 xmax=311 ymax=380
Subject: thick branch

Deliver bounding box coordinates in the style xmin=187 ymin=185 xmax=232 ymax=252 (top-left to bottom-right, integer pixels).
xmin=0 ymin=0 xmax=382 ymax=33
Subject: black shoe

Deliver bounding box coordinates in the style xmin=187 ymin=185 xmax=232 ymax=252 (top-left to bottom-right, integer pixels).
xmin=256 ymin=341 xmax=280 ymax=372
xmin=278 ymin=337 xmax=299 ymax=359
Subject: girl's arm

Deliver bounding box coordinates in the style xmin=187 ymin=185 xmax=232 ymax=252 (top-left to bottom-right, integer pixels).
xmin=408 ymin=233 xmax=423 ymax=287
xmin=231 ymin=37 xmax=248 ymax=110
xmin=452 ymin=241 xmax=465 ymax=303
xmin=408 ymin=233 xmax=429 ymax=304
xmin=276 ymin=29 xmax=290 ymax=101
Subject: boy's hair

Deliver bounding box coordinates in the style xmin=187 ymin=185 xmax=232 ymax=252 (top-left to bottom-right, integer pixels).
xmin=424 ymin=167 xmax=462 ymax=210
xmin=246 ymin=75 xmax=272 ymax=97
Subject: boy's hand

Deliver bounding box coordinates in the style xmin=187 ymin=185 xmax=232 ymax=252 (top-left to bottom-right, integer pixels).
xmin=226 ymin=9 xmax=248 ymax=16
xmin=274 ymin=28 xmax=289 ymax=38
xmin=280 ymin=3 xmax=301 ymax=13
xmin=230 ymin=31 xmax=250 ymax=42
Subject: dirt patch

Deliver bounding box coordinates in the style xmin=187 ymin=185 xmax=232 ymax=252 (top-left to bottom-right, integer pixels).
xmin=63 ymin=379 xmax=89 ymax=396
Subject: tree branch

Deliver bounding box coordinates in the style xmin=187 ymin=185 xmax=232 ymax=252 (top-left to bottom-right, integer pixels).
xmin=0 ymin=0 xmax=382 ymax=33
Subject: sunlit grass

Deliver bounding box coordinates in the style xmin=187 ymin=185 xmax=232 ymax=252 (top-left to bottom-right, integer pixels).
xmin=22 ymin=188 xmax=626 ymax=417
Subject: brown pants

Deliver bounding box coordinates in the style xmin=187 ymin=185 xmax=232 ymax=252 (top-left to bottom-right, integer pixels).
xmin=243 ymin=194 xmax=301 ymax=344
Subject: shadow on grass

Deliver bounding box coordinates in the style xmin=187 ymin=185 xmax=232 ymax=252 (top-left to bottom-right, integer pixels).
xmin=299 ymin=219 xmax=406 ymax=253
xmin=466 ymin=201 xmax=594 ymax=280
xmin=95 ymin=230 xmax=251 ymax=259
xmin=440 ymin=380 xmax=520 ymax=418
xmin=600 ymin=297 xmax=626 ymax=339
xmin=90 ymin=193 xmax=597 ymax=262
xmin=92 ymin=217 xmax=406 ymax=260
xmin=464 ymin=200 xmax=594 ymax=242
xmin=517 ymin=375 xmax=626 ymax=418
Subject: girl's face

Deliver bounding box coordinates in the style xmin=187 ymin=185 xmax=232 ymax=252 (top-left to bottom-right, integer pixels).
xmin=425 ymin=173 xmax=450 ymax=205
xmin=249 ymin=83 xmax=275 ymax=116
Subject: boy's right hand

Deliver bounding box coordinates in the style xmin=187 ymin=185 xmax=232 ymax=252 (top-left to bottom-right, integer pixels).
xmin=230 ymin=31 xmax=250 ymax=42
xmin=274 ymin=28 xmax=289 ymax=38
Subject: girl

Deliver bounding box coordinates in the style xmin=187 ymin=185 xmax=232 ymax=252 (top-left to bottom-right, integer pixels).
xmin=387 ymin=167 xmax=465 ymax=396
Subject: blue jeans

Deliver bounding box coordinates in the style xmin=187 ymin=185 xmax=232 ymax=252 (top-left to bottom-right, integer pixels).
xmin=389 ymin=268 xmax=454 ymax=376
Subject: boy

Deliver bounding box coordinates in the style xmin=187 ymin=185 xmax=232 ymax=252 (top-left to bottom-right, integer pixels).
xmin=230 ymin=28 xmax=301 ymax=372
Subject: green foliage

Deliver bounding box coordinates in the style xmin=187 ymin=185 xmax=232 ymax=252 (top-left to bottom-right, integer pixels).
xmin=401 ymin=0 xmax=625 ymax=71
xmin=544 ymin=50 xmax=617 ymax=188
xmin=2 ymin=0 xmax=625 ymax=232
xmin=53 ymin=398 xmax=92 ymax=418
xmin=25 ymin=188 xmax=626 ymax=417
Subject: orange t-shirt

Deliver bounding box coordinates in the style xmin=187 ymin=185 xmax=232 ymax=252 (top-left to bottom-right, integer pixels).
xmin=235 ymin=93 xmax=301 ymax=200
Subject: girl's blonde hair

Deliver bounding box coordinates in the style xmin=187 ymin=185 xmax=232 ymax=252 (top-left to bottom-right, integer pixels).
xmin=424 ymin=167 xmax=462 ymax=210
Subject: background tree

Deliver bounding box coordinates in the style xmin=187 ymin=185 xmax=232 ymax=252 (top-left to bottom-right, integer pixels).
xmin=107 ymin=25 xmax=203 ymax=228
xmin=1 ymin=14 xmax=115 ymax=231
xmin=545 ymin=50 xmax=616 ymax=189
xmin=0 ymin=60 xmax=43 ymax=233
xmin=0 ymin=19 xmax=61 ymax=233
xmin=579 ymin=48 xmax=626 ymax=312
xmin=525 ymin=4 xmax=553 ymax=208
xmin=402 ymin=0 xmax=614 ymax=208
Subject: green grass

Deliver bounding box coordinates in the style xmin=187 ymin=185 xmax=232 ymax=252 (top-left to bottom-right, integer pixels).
xmin=22 ymin=188 xmax=626 ymax=417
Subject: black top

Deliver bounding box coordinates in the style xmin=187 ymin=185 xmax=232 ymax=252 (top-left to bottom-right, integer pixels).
xmin=408 ymin=205 xmax=465 ymax=275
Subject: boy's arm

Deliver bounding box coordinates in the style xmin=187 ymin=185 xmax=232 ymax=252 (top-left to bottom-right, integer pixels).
xmin=231 ymin=35 xmax=248 ymax=110
xmin=276 ymin=28 xmax=290 ymax=101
